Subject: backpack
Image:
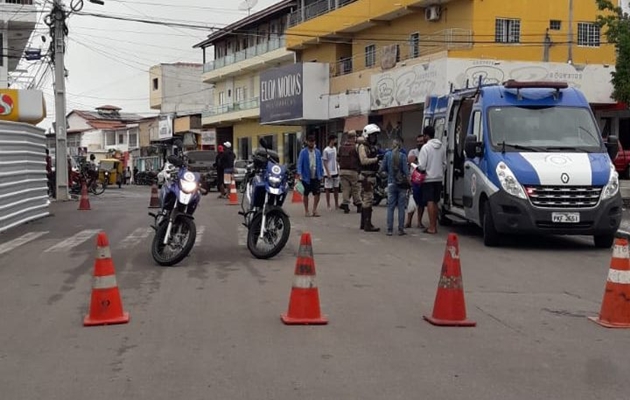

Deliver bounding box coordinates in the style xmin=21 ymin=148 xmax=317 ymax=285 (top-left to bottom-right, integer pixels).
xmin=392 ymin=150 xmax=410 ymax=189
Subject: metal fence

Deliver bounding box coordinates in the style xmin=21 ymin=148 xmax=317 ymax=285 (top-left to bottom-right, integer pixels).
xmin=0 ymin=121 xmax=49 ymax=233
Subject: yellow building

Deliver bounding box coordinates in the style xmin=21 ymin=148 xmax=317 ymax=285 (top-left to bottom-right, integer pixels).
xmin=279 ymin=0 xmax=618 ymax=147
xmin=193 ymin=0 xmax=302 ymax=164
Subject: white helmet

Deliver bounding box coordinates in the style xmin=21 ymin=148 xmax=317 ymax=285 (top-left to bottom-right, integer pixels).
xmin=362 ymin=123 xmax=381 ymax=138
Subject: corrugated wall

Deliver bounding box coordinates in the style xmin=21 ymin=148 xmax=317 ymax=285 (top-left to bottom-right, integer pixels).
xmin=0 ymin=122 xmax=49 ymax=233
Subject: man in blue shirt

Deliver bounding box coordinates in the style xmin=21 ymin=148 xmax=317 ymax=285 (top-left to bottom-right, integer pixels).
xmin=297 ymin=135 xmax=325 ymax=217
xmin=379 ymin=139 xmax=410 ymax=236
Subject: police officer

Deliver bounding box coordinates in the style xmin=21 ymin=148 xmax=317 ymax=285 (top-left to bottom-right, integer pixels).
xmin=358 ymin=123 xmax=383 ymax=232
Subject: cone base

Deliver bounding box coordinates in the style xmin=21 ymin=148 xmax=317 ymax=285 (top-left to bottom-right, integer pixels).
xmin=84 ymin=312 xmax=130 ymax=327
xmin=281 ymin=313 xmax=328 ymax=325
xmin=78 ymin=207 xmax=91 ymax=211
xmin=588 ymin=316 xmax=630 ymax=329
xmin=423 ymin=315 xmax=476 ymax=327
xmin=227 ymin=203 xmax=239 ymax=206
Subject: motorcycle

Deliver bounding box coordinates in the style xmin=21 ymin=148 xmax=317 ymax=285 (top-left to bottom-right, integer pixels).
xmin=372 ymin=170 xmax=388 ymax=206
xmin=238 ymin=138 xmax=291 ymax=259
xmin=149 ymin=140 xmax=207 ymax=266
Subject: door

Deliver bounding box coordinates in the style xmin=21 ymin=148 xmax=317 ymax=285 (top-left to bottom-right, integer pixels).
xmin=463 ymin=109 xmax=484 ymax=223
xmin=452 ymin=98 xmax=474 ymax=207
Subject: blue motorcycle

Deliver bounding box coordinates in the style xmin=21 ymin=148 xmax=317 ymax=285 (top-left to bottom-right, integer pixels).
xmin=149 ymin=140 xmax=207 ymax=266
xmin=239 ymin=138 xmax=291 ymax=259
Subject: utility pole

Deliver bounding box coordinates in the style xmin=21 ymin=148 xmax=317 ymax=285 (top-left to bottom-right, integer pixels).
xmin=52 ymin=0 xmax=69 ymax=201
xmin=567 ymin=0 xmax=574 ymax=64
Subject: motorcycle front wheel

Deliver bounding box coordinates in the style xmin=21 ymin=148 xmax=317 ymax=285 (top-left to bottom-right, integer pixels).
xmin=247 ymin=210 xmax=291 ymax=260
xmin=151 ymin=217 xmax=197 ymax=266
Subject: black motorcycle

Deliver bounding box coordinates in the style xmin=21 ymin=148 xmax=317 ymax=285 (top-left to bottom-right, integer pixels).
xmin=372 ymin=170 xmax=388 ymax=206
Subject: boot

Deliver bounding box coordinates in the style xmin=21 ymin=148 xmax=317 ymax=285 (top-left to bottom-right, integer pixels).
xmin=363 ymin=207 xmax=380 ymax=232
xmin=360 ymin=209 xmax=366 ymax=230
xmin=340 ymin=203 xmax=350 ymax=214
xmin=355 ymin=203 xmax=362 ymax=214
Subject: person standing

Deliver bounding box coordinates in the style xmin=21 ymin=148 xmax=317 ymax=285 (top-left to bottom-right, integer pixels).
xmin=322 ymin=134 xmax=340 ymax=211
xmin=358 ymin=123 xmax=383 ymax=232
xmin=380 ymin=139 xmax=410 ymax=236
xmin=215 ymin=145 xmax=225 ymax=198
xmin=297 ymin=135 xmax=324 ymax=217
xmin=338 ymin=130 xmax=362 ymax=214
xmin=405 ymin=134 xmax=426 ymax=229
xmin=417 ymin=125 xmax=446 ymax=234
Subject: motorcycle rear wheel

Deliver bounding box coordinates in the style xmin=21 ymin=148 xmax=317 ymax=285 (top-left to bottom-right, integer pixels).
xmin=151 ymin=217 xmax=197 ymax=266
xmin=247 ymin=210 xmax=291 ymax=260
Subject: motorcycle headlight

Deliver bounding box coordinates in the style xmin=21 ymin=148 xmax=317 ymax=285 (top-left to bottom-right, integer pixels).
xmin=496 ymin=161 xmax=526 ymax=199
xmin=268 ymin=175 xmax=282 ymax=187
xmin=602 ymin=163 xmax=619 ymax=200
xmin=180 ymin=179 xmax=197 ymax=194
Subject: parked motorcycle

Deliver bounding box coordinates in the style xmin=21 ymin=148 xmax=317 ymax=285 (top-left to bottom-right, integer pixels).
xmin=149 ymin=140 xmax=207 ymax=266
xmin=372 ymin=170 xmax=388 ymax=206
xmin=239 ymin=138 xmax=291 ymax=259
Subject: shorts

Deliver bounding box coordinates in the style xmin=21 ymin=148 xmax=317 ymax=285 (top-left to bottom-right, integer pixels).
xmin=422 ymin=181 xmax=443 ymax=204
xmin=303 ymin=179 xmax=321 ymax=196
xmin=412 ymin=183 xmax=427 ymax=207
xmin=324 ymin=174 xmax=340 ymax=189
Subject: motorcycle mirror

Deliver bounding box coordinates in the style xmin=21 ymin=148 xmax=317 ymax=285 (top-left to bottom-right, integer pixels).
xmin=173 ymin=139 xmax=184 ymax=149
xmin=259 ymin=138 xmax=269 ymax=149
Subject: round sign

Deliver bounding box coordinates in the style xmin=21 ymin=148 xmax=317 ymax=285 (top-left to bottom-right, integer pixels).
xmin=546 ymin=154 xmax=570 ymax=166
xmin=271 ymin=165 xmax=282 ymax=175
xmin=183 ymin=171 xmax=195 ymax=182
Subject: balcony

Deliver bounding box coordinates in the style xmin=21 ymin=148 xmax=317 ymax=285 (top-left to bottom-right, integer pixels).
xmin=286 ymin=0 xmax=454 ymax=50
xmin=1 ymin=0 xmax=38 ymax=72
xmin=287 ymin=0 xmax=357 ymax=28
xmin=201 ymin=97 xmax=260 ymax=125
xmin=202 ymin=36 xmax=294 ymax=83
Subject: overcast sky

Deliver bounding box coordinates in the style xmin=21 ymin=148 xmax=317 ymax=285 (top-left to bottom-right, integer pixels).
xmin=22 ymin=0 xmax=280 ymax=131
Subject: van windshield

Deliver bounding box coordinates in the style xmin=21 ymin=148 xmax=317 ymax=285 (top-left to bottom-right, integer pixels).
xmin=488 ymin=106 xmax=602 ymax=152
xmin=186 ymin=151 xmax=216 ymax=163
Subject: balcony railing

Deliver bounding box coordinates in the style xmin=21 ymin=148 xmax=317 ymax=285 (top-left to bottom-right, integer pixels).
xmin=202 ymin=97 xmax=260 ymax=118
xmin=203 ymin=36 xmax=287 ymax=73
xmin=331 ymin=28 xmax=474 ymax=76
xmin=287 ymin=0 xmax=357 ymax=28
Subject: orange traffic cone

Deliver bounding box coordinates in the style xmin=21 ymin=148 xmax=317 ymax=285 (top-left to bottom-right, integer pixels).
xmin=78 ymin=182 xmax=91 ymax=211
xmin=281 ymin=232 xmax=328 ymax=325
xmin=589 ymin=235 xmax=630 ymax=328
xmin=227 ymin=178 xmax=239 ymax=206
xmin=291 ymin=175 xmax=303 ymax=203
xmin=84 ymin=232 xmax=130 ymax=327
xmin=148 ymin=183 xmax=160 ymax=208
xmin=423 ymin=233 xmax=476 ymax=327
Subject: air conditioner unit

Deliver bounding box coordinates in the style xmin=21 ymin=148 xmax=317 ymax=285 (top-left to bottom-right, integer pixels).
xmin=425 ymin=5 xmax=441 ymax=22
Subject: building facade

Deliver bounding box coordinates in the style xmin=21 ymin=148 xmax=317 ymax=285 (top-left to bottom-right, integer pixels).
xmin=277 ymin=0 xmax=620 ymax=149
xmin=0 ymin=0 xmax=37 ymax=88
xmin=194 ymin=0 xmax=302 ymax=164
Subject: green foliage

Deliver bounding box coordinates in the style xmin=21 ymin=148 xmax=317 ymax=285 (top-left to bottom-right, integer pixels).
xmin=596 ymin=0 xmax=630 ymax=103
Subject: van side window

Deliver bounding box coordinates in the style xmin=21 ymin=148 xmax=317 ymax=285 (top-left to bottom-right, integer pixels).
xmin=472 ymin=111 xmax=483 ymax=142
xmin=434 ymin=117 xmax=446 ymax=142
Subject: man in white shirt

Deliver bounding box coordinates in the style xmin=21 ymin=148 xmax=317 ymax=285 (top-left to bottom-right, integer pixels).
xmin=322 ymin=134 xmax=340 ymax=211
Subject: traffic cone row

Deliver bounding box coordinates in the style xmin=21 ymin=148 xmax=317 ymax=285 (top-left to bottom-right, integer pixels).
xmin=78 ymin=182 xmax=91 ymax=211
xmin=589 ymin=235 xmax=630 ymax=329
xmin=148 ymin=183 xmax=160 ymax=208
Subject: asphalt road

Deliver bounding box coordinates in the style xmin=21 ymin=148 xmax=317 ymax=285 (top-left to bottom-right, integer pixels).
xmin=0 ymin=185 xmax=628 ymax=400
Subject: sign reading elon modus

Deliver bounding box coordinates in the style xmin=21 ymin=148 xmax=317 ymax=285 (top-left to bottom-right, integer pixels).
xmin=260 ymin=63 xmax=304 ymax=123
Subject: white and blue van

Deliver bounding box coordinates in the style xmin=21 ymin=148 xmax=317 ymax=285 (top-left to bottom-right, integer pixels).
xmin=424 ymin=80 xmax=622 ymax=248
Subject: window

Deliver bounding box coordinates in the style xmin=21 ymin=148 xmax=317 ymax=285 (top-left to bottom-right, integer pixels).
xmin=105 ymin=131 xmax=116 ymax=146
xmin=238 ymin=137 xmax=251 ymax=160
xmin=578 ymin=22 xmax=600 ymax=47
xmin=118 ymin=132 xmax=126 ymax=145
xmin=365 ymin=44 xmax=376 ymax=68
xmin=409 ymin=32 xmax=420 ymax=59
xmin=219 ymin=92 xmax=225 ymax=105
xmin=549 ymin=20 xmax=561 ymax=30
xmin=129 ymin=131 xmax=138 ymax=148
xmin=152 ymin=78 xmax=158 ymax=91
xmin=495 ymin=18 xmax=521 ymax=43
xmin=472 ymin=111 xmax=483 ymax=142
xmin=235 ymin=87 xmax=244 ymax=102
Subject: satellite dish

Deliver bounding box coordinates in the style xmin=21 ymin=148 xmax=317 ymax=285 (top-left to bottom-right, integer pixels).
xmin=238 ymin=0 xmax=258 ymax=15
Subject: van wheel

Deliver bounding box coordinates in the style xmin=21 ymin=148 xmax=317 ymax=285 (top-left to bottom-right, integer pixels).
xmin=594 ymin=234 xmax=615 ymax=249
xmin=482 ymin=201 xmax=500 ymax=247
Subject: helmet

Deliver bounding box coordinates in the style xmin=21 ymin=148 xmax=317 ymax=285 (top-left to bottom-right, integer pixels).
xmin=362 ymin=123 xmax=381 ymax=138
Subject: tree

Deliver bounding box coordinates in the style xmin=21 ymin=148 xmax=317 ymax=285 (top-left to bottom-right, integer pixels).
xmin=596 ymin=0 xmax=630 ymax=104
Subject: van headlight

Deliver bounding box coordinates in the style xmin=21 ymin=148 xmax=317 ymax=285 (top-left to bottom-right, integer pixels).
xmin=496 ymin=161 xmax=527 ymax=199
xmin=602 ymin=163 xmax=619 ymax=200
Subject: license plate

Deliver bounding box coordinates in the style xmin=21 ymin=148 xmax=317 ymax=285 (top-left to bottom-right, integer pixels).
xmin=551 ymin=212 xmax=580 ymax=223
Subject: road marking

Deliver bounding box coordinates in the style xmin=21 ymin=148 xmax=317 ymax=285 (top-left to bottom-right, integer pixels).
xmin=238 ymin=224 xmax=247 ymax=246
xmin=44 ymin=229 xmax=101 ymax=253
xmin=119 ymin=227 xmax=152 ymax=249
xmin=195 ymin=225 xmax=205 ymax=246
xmin=0 ymin=231 xmax=49 ymax=256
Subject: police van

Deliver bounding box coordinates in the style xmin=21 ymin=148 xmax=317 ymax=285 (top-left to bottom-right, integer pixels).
xmin=424 ymin=80 xmax=622 ymax=248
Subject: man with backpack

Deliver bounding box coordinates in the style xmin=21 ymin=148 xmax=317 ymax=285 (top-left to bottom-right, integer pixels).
xmin=379 ymin=139 xmax=409 ymax=236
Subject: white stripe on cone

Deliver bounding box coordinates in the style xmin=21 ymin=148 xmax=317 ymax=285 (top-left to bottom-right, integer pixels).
xmin=96 ymin=246 xmax=112 ymax=259
xmin=613 ymin=243 xmax=630 ymax=259
xmin=293 ymin=275 xmax=316 ymax=289
xmin=608 ymin=269 xmax=630 ymax=285
xmin=93 ymin=275 xmax=118 ymax=290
